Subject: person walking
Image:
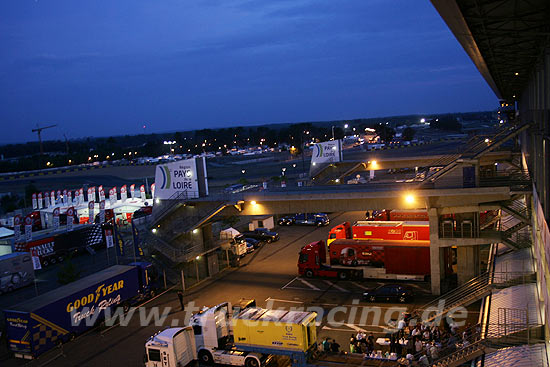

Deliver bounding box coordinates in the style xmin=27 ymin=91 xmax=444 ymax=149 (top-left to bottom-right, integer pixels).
xmin=177 ymin=291 xmax=185 ymax=311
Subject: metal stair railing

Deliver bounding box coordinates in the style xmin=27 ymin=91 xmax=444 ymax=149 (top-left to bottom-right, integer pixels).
xmin=502 ymin=199 xmax=530 ymax=222
xmin=415 ymin=273 xmax=492 ymax=323
xmin=502 ymin=221 xmax=529 ymax=237
xmin=151 ymin=190 xmax=192 ymax=225
xmin=422 ymin=122 xmax=531 ymax=186
xmin=430 ymin=339 xmax=487 ymax=367
xmin=501 ymin=231 xmax=532 ymax=250
xmin=470 ymin=122 xmax=531 ymax=160
xmin=144 ymin=230 xmax=204 ymax=263
xmin=156 ymin=201 xmax=227 ymax=242
xmin=480 ymin=211 xmax=501 ymax=230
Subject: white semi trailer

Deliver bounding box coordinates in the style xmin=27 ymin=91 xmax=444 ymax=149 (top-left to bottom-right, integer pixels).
xmin=144 ymin=302 xmax=269 ymax=367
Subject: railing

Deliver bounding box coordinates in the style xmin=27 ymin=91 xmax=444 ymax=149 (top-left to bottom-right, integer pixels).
xmin=155 ymin=201 xmax=226 ymax=242
xmin=151 ymin=190 xmax=193 ymax=224
xmin=492 ymin=271 xmax=536 ymax=286
xmin=502 ymin=199 xmax=530 ymax=220
xmin=415 ymin=273 xmax=492 ymax=323
xmin=144 ymin=230 xmax=204 ymax=263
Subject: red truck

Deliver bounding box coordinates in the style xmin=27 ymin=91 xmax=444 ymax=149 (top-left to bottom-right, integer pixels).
xmin=372 ymin=210 xmax=429 ymax=222
xmin=298 ymin=239 xmax=432 ymax=281
xmin=327 ymin=220 xmax=430 ymax=246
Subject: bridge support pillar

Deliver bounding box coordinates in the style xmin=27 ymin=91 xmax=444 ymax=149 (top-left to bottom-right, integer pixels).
xmin=457 ymin=245 xmax=480 ymax=286
xmin=429 ymin=208 xmax=444 ymax=296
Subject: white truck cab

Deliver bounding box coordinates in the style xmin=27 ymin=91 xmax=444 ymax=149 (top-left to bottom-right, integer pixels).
xmin=189 ymin=302 xmax=265 ymax=367
xmin=144 ymin=327 xmax=197 ymax=367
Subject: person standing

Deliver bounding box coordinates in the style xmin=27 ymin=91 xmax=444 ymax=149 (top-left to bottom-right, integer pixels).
xmin=331 ymin=339 xmax=340 ymax=353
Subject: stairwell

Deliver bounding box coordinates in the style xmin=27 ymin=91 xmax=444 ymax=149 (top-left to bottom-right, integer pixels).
xmin=414 ymin=273 xmax=493 ymax=323
xmin=421 ymin=122 xmax=531 ymax=186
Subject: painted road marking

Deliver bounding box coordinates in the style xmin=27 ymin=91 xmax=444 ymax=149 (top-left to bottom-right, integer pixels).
xmin=323 ymin=280 xmax=350 ymax=292
xmin=351 ymin=281 xmax=370 ymax=291
xmin=281 ymin=277 xmax=298 ymax=290
xmin=265 ymin=297 xmax=304 ymax=304
xmin=298 ymin=278 xmax=320 ymax=291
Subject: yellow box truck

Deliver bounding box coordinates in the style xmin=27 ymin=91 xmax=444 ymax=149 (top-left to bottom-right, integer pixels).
xmin=232 ymin=308 xmax=317 ymax=353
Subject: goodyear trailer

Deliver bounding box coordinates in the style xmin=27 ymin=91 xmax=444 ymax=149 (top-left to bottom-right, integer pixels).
xmin=4 ymin=263 xmax=156 ymax=359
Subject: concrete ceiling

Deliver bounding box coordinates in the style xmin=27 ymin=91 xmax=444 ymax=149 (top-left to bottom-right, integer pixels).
xmin=431 ymin=0 xmax=550 ymax=102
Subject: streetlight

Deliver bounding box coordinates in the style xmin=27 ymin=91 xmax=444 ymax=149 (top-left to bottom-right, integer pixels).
xmin=344 ymin=124 xmax=349 ymax=129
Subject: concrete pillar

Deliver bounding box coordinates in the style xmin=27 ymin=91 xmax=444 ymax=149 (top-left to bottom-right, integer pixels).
xmin=457 ymin=245 xmax=480 ymax=285
xmin=428 ymin=208 xmax=444 ymax=295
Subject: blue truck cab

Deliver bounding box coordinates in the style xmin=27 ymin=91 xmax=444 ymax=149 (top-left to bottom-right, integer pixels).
xmin=3 ymin=262 xmax=156 ymax=359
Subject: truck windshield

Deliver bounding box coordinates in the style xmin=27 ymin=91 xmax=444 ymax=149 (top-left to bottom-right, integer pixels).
xmin=298 ymin=253 xmax=308 ymax=263
xmin=148 ymin=348 xmax=161 ymax=362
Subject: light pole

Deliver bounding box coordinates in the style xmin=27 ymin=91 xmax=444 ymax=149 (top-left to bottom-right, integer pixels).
xmin=301 ymin=130 xmax=309 ymax=176
xmin=331 ymin=126 xmax=335 ymax=140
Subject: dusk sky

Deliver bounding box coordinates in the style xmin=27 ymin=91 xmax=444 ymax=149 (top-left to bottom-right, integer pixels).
xmin=0 ymin=0 xmax=497 ymax=145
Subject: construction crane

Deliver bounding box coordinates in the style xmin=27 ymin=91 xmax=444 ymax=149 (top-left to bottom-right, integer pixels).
xmin=31 ymin=124 xmax=57 ymax=166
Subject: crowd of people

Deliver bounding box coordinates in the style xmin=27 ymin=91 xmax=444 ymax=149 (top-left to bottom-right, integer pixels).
xmin=318 ymin=313 xmax=481 ymax=366
xmin=392 ymin=316 xmax=480 ymax=366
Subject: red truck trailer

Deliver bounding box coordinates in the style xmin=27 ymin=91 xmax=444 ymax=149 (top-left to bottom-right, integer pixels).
xmin=373 ymin=210 xmax=429 ymax=222
xmin=298 ymin=240 xmax=432 ymax=281
xmin=327 ymin=220 xmax=429 ymax=246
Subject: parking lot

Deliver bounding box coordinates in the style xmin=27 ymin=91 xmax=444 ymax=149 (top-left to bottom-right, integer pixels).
xmin=1 ymin=210 xmax=479 ymax=366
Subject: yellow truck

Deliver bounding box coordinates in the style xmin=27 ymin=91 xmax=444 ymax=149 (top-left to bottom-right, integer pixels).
xmin=232 ymin=308 xmax=317 ymax=353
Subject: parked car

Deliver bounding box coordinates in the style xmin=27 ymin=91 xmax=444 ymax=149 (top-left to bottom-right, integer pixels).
xmin=245 ymin=241 xmax=255 ymax=253
xmin=277 ymin=216 xmax=295 ymax=226
xmin=234 ymin=235 xmax=263 ymax=249
xmin=241 ymin=228 xmax=279 ymax=243
xmin=278 ymin=213 xmax=329 ymax=227
xmin=363 ymin=284 xmax=414 ymax=303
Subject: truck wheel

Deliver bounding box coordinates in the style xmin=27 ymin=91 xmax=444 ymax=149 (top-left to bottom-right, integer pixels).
xmin=351 ymin=259 xmax=358 ymax=266
xmin=198 ymin=350 xmax=213 ymax=365
xmin=266 ymin=238 xmax=272 ymax=243
xmin=42 ymin=259 xmax=49 ymax=267
xmin=245 ymin=357 xmax=259 ymax=367
xmin=338 ymin=271 xmax=349 ymax=280
xmin=305 ymin=269 xmax=314 ymax=278
xmin=369 ymin=295 xmax=376 ymax=302
xmin=122 ymin=302 xmax=130 ymax=313
xmin=398 ymin=296 xmax=406 ymax=303
xmin=50 ymin=257 xmax=56 ymax=264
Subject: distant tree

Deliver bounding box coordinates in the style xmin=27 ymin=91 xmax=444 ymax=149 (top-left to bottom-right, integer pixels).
xmin=24 ymin=183 xmax=39 ymax=205
xmin=332 ymin=127 xmax=344 ymax=140
xmin=375 ymin=125 xmax=396 ymax=143
xmin=402 ymin=127 xmax=416 ymax=141
xmin=57 ymin=256 xmax=81 ymax=285
xmin=431 ymin=116 xmax=462 ymax=132
xmin=0 ymin=194 xmax=22 ymax=214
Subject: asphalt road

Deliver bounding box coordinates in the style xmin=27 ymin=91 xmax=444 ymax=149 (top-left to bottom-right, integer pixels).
xmin=1 ymin=211 xmax=460 ymax=367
